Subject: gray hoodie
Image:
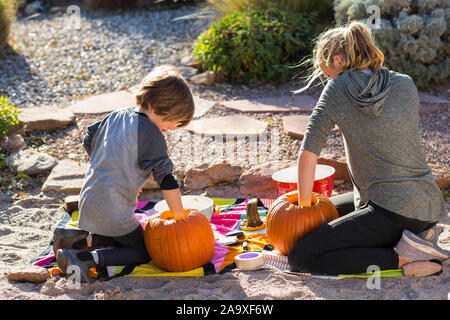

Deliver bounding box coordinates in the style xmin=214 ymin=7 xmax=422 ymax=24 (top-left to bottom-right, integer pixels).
xmin=301 ymin=68 xmax=446 ymax=222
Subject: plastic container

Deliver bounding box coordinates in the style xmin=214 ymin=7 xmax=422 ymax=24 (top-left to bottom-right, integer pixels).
xmin=154 ymin=195 xmax=214 ymax=221
xmin=272 ymin=164 xmax=336 ymax=197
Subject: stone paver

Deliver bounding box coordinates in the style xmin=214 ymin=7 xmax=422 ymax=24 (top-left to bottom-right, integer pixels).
xmin=184 ymin=115 xmax=268 ymax=137
xmin=282 ymin=115 xmax=339 ymax=140
xmin=41 ymin=159 xmax=88 ymax=193
xmin=418 ymin=92 xmax=449 ymax=105
xmin=6 ymin=149 xmax=58 ymax=176
xmin=66 ymin=90 xmax=135 ymax=114
xmin=221 ymin=95 xmax=316 ymax=113
xmin=193 ymin=96 xmax=216 ymax=119
xmin=17 ymin=106 xmax=75 ymax=131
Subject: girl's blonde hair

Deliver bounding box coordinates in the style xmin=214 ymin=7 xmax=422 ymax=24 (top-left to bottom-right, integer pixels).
xmin=295 ymin=22 xmax=384 ymax=93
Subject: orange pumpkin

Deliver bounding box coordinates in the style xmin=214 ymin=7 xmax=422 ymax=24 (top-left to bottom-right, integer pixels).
xmin=266 ymin=191 xmax=339 ymax=256
xmin=144 ymin=209 xmax=215 ymax=272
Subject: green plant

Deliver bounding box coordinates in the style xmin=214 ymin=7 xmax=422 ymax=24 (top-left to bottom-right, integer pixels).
xmin=334 ymin=0 xmax=450 ymax=88
xmin=0 ymin=96 xmax=20 ymax=140
xmin=193 ymin=3 xmax=319 ymax=83
xmin=0 ymin=0 xmax=17 ymax=48
xmin=207 ymin=0 xmax=334 ymax=21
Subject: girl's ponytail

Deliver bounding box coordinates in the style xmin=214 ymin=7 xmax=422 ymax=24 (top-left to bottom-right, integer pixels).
xmin=343 ymin=22 xmax=384 ymax=72
xmin=295 ymin=22 xmax=384 ymax=93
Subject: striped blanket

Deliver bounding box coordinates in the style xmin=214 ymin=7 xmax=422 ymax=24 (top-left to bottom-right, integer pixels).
xmin=30 ymin=197 xmax=404 ymax=280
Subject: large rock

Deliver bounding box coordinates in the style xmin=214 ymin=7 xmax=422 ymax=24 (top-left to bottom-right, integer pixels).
xmin=0 ymin=134 xmax=26 ymax=152
xmin=41 ymin=160 xmax=88 ymax=193
xmin=184 ymin=162 xmax=243 ymax=191
xmin=431 ymin=164 xmax=450 ymax=190
xmin=6 ymin=265 xmax=50 ymax=284
xmin=190 ymin=71 xmax=217 ymax=85
xmin=317 ymin=153 xmax=350 ymax=182
xmin=238 ymin=160 xmax=297 ymax=195
xmin=16 ymin=106 xmax=75 ymax=132
xmin=6 ymin=149 xmax=58 ymax=176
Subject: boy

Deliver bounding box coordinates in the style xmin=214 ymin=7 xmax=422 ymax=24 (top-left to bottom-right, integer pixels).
xmin=53 ymin=65 xmax=195 ymax=283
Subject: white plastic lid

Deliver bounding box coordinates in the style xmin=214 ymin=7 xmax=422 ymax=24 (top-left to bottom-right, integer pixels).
xmin=272 ymin=164 xmax=335 ymax=183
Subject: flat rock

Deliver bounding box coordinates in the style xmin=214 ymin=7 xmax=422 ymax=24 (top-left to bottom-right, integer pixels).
xmin=283 ymin=115 xmax=339 ymax=139
xmin=6 ymin=265 xmax=50 ymax=283
xmin=41 ymin=160 xmax=88 ymax=193
xmin=184 ymin=115 xmax=268 ymax=137
xmin=16 ymin=106 xmax=75 ymax=132
xmin=419 ymin=103 xmax=447 ymax=114
xmin=184 ymin=162 xmax=243 ymax=191
xmin=418 ymin=92 xmax=449 ymax=105
xmin=193 ymin=96 xmax=216 ymax=119
xmin=222 ymin=95 xmax=316 ymax=113
xmin=6 ymin=149 xmax=58 ymax=176
xmin=66 ymin=90 xmax=135 ymax=114
xmin=238 ymin=160 xmax=297 ymax=195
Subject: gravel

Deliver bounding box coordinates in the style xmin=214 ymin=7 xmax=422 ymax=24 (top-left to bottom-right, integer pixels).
xmin=0 ymin=5 xmax=448 ymax=204
xmin=1 ymin=5 xmax=212 ymax=108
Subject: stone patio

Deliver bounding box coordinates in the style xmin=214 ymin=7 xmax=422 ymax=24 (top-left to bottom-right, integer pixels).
xmin=221 ymin=95 xmax=316 ymax=113
xmin=183 ymin=114 xmax=268 ymax=137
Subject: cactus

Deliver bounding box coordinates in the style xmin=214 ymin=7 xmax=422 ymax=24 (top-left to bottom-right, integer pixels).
xmin=334 ymin=0 xmax=450 ymax=88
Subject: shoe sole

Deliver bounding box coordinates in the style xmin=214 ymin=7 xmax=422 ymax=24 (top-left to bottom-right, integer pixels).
xmin=403 ymin=259 xmax=443 ymax=277
xmin=56 ymin=249 xmax=91 ymax=283
xmin=403 ymin=230 xmax=449 ymax=260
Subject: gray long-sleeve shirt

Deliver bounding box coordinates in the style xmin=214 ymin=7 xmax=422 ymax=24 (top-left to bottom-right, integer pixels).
xmin=301 ymin=68 xmax=446 ymax=222
xmin=78 ymin=107 xmax=174 ymax=236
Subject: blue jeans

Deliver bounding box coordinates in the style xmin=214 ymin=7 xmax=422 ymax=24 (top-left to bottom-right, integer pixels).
xmin=287 ymin=192 xmax=436 ymax=275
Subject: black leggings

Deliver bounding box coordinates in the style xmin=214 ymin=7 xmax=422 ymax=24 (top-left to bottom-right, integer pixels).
xmin=91 ymin=225 xmax=150 ymax=267
xmin=288 ymin=192 xmax=436 ymax=275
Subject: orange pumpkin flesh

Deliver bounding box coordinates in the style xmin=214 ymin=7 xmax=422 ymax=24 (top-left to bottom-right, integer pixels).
xmin=144 ymin=209 xmax=215 ymax=272
xmin=266 ymin=191 xmax=339 ymax=256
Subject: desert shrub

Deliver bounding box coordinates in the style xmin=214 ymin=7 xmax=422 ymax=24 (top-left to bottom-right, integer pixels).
xmin=0 ymin=96 xmax=19 ymax=140
xmin=193 ymin=3 xmax=318 ymax=83
xmin=85 ymin=0 xmax=202 ymax=10
xmin=0 ymin=0 xmax=17 ymax=48
xmin=334 ymin=0 xmax=450 ymax=88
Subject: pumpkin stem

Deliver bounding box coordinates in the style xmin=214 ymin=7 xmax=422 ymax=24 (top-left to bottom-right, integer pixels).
xmin=244 ymin=198 xmax=263 ymax=227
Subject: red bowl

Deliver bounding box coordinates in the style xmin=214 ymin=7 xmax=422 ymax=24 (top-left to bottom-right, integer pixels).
xmin=272 ymin=165 xmax=336 ymax=197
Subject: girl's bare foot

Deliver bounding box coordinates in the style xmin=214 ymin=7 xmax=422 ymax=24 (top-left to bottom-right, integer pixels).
xmin=402 ymin=260 xmax=442 ymax=277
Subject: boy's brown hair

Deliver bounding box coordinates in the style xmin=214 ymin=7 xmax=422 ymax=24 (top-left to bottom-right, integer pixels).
xmin=135 ymin=65 xmax=195 ymax=128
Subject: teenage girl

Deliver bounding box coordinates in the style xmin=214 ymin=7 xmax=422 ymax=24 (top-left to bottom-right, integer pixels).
xmin=290 ymin=22 xmax=448 ymax=277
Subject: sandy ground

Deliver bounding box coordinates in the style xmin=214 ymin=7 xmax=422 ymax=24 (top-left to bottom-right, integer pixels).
xmin=0 ymin=188 xmax=449 ymax=301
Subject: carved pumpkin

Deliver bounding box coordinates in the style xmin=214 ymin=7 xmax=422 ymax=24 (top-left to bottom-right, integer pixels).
xmin=266 ymin=191 xmax=339 ymax=256
xmin=144 ymin=209 xmax=215 ymax=272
